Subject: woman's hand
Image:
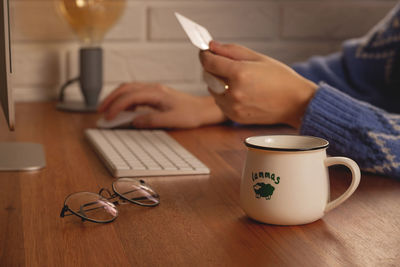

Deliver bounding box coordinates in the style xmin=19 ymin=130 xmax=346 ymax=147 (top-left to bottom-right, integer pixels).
xmin=98 ymin=82 xmax=226 ymax=129
xmin=200 ymin=41 xmax=318 ymax=128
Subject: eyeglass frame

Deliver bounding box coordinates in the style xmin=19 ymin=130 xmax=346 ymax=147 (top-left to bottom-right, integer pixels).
xmin=60 ymin=178 xmax=160 ymax=224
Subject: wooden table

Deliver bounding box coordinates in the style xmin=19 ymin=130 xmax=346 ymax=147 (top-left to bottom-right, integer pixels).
xmin=0 ymin=102 xmax=399 ymax=266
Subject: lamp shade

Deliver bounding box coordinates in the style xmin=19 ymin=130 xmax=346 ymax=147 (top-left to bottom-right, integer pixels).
xmin=58 ymin=0 xmax=126 ymax=46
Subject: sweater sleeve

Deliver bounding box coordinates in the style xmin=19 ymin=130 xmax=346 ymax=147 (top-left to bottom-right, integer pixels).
xmin=300 ymin=83 xmax=400 ymax=179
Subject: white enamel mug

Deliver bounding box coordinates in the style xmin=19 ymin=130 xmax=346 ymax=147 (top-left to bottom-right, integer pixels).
xmin=240 ymin=135 xmax=361 ymax=225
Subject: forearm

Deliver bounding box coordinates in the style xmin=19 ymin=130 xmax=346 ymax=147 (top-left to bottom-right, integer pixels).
xmin=300 ymin=83 xmax=400 ymax=179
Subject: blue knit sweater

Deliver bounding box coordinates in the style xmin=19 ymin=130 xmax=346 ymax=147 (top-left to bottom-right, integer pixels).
xmin=292 ymin=3 xmax=400 ymax=179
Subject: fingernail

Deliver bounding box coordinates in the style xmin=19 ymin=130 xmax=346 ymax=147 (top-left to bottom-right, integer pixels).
xmin=210 ymin=40 xmax=221 ymax=51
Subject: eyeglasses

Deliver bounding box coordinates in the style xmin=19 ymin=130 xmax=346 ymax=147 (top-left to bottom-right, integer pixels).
xmin=60 ymin=178 xmax=160 ymax=223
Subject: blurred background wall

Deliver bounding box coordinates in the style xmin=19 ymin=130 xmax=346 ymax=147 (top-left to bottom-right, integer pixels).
xmin=10 ymin=0 xmax=398 ymax=102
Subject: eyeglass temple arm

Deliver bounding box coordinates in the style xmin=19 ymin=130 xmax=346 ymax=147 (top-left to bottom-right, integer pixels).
xmin=60 ymin=205 xmax=69 ymax=217
xmin=60 ymin=205 xmax=83 ymax=220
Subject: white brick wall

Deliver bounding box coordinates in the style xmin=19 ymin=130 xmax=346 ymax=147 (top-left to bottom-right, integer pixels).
xmin=9 ymin=0 xmax=398 ymax=102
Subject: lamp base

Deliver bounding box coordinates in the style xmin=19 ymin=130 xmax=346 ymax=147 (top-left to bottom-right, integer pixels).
xmin=57 ymin=47 xmax=103 ymax=113
xmin=56 ymin=101 xmax=98 ymax=112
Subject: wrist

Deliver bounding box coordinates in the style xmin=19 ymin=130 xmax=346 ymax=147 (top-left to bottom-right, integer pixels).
xmin=287 ymin=79 xmax=317 ymax=129
xmin=198 ymin=96 xmax=227 ymax=126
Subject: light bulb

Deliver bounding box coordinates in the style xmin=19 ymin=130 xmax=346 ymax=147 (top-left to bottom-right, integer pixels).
xmin=59 ymin=0 xmax=125 ymax=46
xmin=56 ymin=0 xmax=126 ymax=112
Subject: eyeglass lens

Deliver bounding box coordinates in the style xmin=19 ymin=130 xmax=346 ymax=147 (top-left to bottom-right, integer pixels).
xmin=64 ymin=191 xmax=118 ymax=223
xmin=113 ymin=178 xmax=160 ymax=206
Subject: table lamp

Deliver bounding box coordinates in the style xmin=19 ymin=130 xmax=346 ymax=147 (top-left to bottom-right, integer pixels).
xmin=56 ymin=0 xmax=125 ymax=112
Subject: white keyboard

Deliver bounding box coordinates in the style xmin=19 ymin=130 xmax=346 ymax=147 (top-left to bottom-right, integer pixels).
xmin=85 ymin=129 xmax=210 ymax=177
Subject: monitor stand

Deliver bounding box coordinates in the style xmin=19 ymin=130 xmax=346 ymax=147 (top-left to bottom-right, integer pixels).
xmin=0 ymin=142 xmax=46 ymax=171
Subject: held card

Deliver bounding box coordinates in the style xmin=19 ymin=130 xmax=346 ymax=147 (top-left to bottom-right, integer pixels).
xmin=175 ymin=12 xmax=227 ymax=94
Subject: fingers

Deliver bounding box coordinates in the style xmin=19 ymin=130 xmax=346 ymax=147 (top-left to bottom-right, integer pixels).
xmin=209 ymin=41 xmax=264 ymax=61
xmin=98 ymin=83 xmax=135 ymax=113
xmin=106 ymin=91 xmax=163 ymax=120
xmin=200 ymin=41 xmax=269 ymax=84
xmin=99 ymin=83 xmax=166 ymax=120
xmin=199 ymin=50 xmax=239 ymax=78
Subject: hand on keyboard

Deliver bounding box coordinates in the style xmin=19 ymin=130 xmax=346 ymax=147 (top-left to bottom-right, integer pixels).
xmin=97 ymin=82 xmax=226 ymax=129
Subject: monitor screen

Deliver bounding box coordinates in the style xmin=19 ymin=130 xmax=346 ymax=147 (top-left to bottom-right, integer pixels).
xmin=0 ymin=0 xmax=14 ymax=131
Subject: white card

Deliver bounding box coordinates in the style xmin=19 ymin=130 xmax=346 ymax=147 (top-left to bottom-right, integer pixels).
xmin=175 ymin=12 xmax=228 ymax=94
xmin=175 ymin=12 xmax=212 ymax=50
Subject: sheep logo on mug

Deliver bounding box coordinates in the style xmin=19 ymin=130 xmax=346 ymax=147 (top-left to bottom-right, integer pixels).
xmin=251 ymin=171 xmax=280 ymax=200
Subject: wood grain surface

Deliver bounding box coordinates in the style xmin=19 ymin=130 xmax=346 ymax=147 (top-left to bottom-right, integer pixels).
xmin=0 ymin=102 xmax=399 ymax=267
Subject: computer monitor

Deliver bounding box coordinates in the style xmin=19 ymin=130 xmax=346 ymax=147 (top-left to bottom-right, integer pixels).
xmin=0 ymin=0 xmax=45 ymax=171
xmin=0 ymin=0 xmax=13 ymax=129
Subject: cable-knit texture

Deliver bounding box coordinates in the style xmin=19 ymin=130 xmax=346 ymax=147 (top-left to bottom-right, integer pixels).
xmin=300 ymin=84 xmax=400 ymax=178
xmin=292 ymin=4 xmax=400 ymax=179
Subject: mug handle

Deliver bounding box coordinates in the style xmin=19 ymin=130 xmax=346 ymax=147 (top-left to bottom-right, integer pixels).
xmin=324 ymin=157 xmax=361 ymax=213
